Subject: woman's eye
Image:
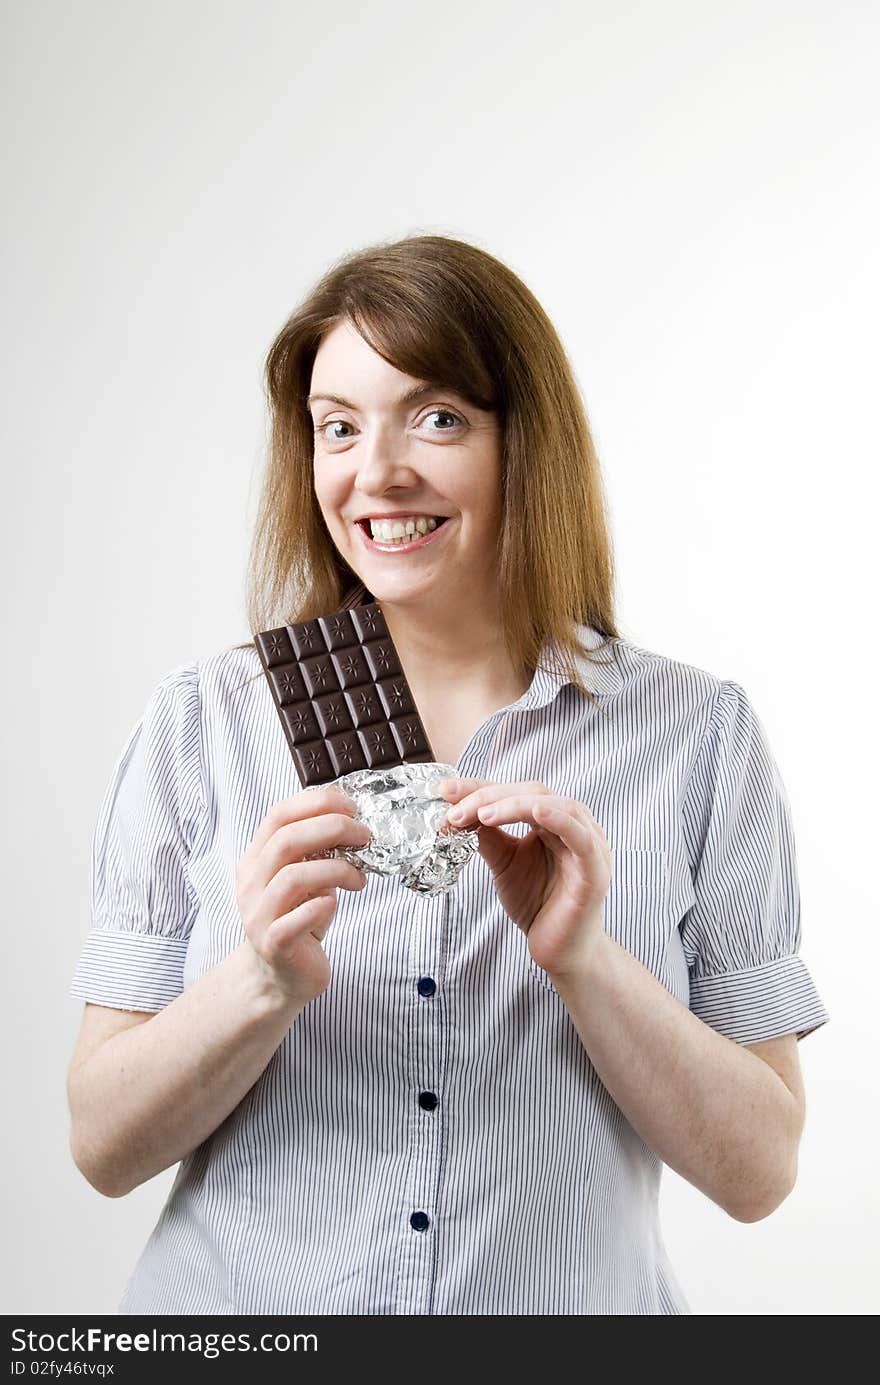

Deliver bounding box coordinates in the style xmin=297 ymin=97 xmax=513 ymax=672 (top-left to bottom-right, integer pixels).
xmin=318 ymin=420 xmax=354 ymax=443
xmin=419 ymin=409 xmax=463 ymax=432
xmin=316 ymin=409 xmax=464 ymax=446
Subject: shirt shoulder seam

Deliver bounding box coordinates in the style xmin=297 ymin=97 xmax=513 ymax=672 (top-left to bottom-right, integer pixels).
xmin=680 ymin=676 xmax=729 ymax=807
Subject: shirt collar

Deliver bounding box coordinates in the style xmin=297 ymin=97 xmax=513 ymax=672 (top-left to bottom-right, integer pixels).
xmin=520 ymin=625 xmax=624 ymax=710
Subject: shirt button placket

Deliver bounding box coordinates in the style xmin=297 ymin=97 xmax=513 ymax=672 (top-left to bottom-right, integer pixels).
xmin=396 ymin=895 xmax=447 ymax=1314
xmin=396 ymin=736 xmax=501 ymax=1315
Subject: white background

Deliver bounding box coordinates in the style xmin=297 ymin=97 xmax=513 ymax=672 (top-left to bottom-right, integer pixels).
xmin=2 ymin=0 xmax=877 ymax=1315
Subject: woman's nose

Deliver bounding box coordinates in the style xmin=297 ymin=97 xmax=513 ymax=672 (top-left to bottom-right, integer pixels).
xmin=354 ymin=423 xmax=418 ymax=487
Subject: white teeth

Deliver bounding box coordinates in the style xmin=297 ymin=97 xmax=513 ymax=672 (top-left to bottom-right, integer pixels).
xmin=369 ymin=515 xmax=441 ymax=543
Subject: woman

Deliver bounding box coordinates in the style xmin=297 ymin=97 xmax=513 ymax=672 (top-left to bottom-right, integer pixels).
xmin=67 ymin=234 xmax=830 ymax=1315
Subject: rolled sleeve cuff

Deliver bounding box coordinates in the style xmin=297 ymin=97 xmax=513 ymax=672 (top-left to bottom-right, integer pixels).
xmin=69 ymin=928 xmax=190 ymax=1012
xmin=688 ymin=953 xmax=830 ymax=1044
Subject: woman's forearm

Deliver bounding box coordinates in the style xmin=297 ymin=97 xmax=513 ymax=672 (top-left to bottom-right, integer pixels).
xmin=549 ymin=931 xmax=803 ymax=1221
xmin=68 ymin=941 xmax=305 ymax=1197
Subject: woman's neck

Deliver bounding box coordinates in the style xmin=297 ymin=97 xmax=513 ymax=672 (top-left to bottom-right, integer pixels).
xmin=391 ymin=606 xmax=521 ymax=689
xmin=339 ymin=581 xmax=532 ymax=709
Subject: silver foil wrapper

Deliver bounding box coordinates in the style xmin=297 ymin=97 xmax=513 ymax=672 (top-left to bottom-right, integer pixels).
xmin=304 ymin=762 xmax=479 ymax=896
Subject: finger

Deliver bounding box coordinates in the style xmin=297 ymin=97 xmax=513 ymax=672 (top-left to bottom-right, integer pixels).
xmin=261 ymin=808 xmax=371 ymax=864
xmin=435 ymin=777 xmax=492 ymax=800
xmin=445 ymin=784 xmax=558 ymax=827
xmin=534 ymin=825 xmax=566 ymax=858
xmin=264 ymin=857 xmax=365 ymax=922
xmin=530 ymin=801 xmax=596 ymax=854
xmin=475 ymin=796 xmax=594 ymax=853
xmin=266 ymin=891 xmax=338 ymax=949
xmin=249 ymin=787 xmax=358 ymax=857
xmin=547 ymin=797 xmax=602 ymax=837
xmin=256 ymin=813 xmax=370 ymax=890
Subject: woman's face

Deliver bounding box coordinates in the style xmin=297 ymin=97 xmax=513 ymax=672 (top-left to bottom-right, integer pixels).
xmin=308 ymin=320 xmax=504 ymax=611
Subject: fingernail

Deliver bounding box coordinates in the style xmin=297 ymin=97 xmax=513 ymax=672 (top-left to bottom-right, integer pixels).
xmin=438 ymin=779 xmax=458 ymax=796
xmin=448 ymin=806 xmax=465 ymax=822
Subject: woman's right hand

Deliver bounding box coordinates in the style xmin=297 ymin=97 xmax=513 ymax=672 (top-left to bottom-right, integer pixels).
xmin=236 ymin=787 xmax=372 ymax=1006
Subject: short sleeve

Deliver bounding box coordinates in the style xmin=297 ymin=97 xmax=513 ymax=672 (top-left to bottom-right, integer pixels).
xmin=679 ymin=679 xmax=830 ymax=1045
xmin=69 ymin=662 xmax=205 ymax=1012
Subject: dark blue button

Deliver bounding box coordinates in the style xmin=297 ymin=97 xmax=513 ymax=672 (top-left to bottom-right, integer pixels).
xmin=417 ymin=976 xmax=436 ymax=997
xmin=410 ymin=1211 xmax=430 ymax=1232
xmin=418 ymin=1091 xmax=438 ymax=1111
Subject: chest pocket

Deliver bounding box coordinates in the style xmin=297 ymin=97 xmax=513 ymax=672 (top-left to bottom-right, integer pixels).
xmin=529 ymin=847 xmax=671 ymax=992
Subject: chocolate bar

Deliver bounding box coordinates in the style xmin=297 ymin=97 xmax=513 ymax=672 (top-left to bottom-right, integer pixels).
xmin=255 ymin=602 xmax=436 ymax=787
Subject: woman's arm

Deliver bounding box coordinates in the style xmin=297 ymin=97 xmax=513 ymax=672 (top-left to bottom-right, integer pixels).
xmin=67 ymin=941 xmax=305 ymax=1197
xmin=69 ymin=786 xmax=373 ymax=1198
xmin=551 ymin=931 xmax=805 ymax=1221
xmin=437 ymin=774 xmax=809 ymax=1222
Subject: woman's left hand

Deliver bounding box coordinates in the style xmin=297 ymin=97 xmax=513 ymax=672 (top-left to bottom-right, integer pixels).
xmin=436 ymin=777 xmax=613 ymax=980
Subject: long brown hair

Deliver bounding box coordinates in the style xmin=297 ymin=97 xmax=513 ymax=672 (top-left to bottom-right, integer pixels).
xmin=230 ymin=233 xmax=620 ymax=708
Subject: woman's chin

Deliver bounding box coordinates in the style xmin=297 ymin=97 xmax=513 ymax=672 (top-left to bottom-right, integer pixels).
xmin=362 ymin=578 xmax=438 ymax=603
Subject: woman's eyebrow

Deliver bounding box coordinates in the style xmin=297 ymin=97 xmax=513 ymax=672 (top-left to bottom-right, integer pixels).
xmin=306 ymin=382 xmax=454 ymax=411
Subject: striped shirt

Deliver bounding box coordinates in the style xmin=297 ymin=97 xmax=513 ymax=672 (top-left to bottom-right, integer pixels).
xmin=69 ymin=625 xmax=830 ymax=1315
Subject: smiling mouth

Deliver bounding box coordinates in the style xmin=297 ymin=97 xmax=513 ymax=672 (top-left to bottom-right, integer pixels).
xmin=357 ymin=516 xmax=448 ymax=537
xmin=355 ymin=516 xmax=452 ymax=553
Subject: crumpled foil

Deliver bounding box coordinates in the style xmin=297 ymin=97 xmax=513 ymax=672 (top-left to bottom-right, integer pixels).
xmin=304 ymin=762 xmax=479 ymax=896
